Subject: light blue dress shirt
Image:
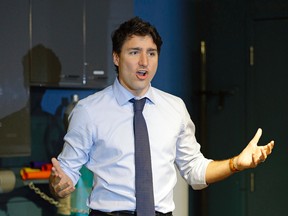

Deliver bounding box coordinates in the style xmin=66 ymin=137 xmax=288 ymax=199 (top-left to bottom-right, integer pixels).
xmin=58 ymin=78 xmax=211 ymax=213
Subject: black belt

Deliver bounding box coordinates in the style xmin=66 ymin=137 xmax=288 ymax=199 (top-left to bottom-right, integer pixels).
xmin=89 ymin=209 xmax=173 ymax=216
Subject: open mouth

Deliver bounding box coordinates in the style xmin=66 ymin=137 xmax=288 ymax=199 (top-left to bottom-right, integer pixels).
xmin=136 ymin=70 xmax=148 ymax=79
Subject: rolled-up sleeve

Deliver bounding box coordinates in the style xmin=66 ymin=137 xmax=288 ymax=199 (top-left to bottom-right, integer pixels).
xmin=175 ymin=101 xmax=212 ymax=190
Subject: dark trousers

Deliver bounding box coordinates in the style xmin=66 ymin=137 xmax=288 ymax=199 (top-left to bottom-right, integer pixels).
xmin=89 ymin=210 xmax=173 ymax=216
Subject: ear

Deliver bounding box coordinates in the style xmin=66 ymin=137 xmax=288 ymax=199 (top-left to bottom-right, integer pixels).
xmin=113 ymin=52 xmax=119 ymax=66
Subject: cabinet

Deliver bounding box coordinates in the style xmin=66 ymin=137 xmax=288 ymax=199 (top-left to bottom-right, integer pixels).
xmin=0 ymin=0 xmax=133 ymax=157
xmin=29 ymin=0 xmax=134 ymax=89
xmin=0 ymin=0 xmax=31 ymax=157
xmin=0 ymin=1 xmax=133 ymax=215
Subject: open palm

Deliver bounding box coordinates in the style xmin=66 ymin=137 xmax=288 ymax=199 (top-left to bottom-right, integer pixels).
xmin=236 ymin=128 xmax=274 ymax=170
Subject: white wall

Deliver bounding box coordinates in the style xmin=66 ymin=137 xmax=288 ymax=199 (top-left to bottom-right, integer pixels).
xmin=173 ymin=169 xmax=189 ymax=216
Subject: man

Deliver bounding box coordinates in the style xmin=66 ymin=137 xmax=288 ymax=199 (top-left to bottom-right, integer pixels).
xmin=49 ymin=17 xmax=274 ymax=216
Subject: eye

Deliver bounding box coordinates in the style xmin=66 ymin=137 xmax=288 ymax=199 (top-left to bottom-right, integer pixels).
xmin=148 ymin=51 xmax=157 ymax=57
xmin=129 ymin=50 xmax=139 ymax=55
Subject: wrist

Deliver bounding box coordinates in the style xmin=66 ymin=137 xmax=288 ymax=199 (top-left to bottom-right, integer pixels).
xmin=229 ymin=156 xmax=240 ymax=173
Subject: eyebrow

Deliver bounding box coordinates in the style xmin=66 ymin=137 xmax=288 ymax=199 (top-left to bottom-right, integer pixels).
xmin=128 ymin=47 xmax=158 ymax=52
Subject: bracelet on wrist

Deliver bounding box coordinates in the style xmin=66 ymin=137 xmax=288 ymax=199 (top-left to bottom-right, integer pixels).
xmin=229 ymin=156 xmax=240 ymax=173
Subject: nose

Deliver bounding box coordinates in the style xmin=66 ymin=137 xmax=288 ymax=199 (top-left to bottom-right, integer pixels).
xmin=139 ymin=52 xmax=148 ymax=67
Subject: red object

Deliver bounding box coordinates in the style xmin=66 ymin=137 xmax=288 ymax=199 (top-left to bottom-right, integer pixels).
xmin=21 ymin=170 xmax=51 ymax=180
xmin=41 ymin=163 xmax=52 ymax=171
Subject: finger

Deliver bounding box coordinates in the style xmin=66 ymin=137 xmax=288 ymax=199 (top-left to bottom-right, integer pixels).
xmin=252 ymin=153 xmax=258 ymax=167
xmin=51 ymin=157 xmax=61 ymax=172
xmin=50 ymin=158 xmax=65 ymax=186
xmin=260 ymin=148 xmax=267 ymax=161
xmin=56 ymin=183 xmax=67 ymax=193
xmin=50 ymin=167 xmax=60 ymax=178
xmin=56 ymin=181 xmax=74 ymax=192
xmin=55 ymin=181 xmax=75 ymax=200
xmin=249 ymin=128 xmax=262 ymax=147
xmin=262 ymin=141 xmax=274 ymax=156
xmin=52 ymin=158 xmax=65 ymax=177
xmin=268 ymin=140 xmax=275 ymax=153
xmin=49 ymin=168 xmax=60 ymax=184
xmin=250 ymin=128 xmax=262 ymax=146
xmin=49 ymin=172 xmax=61 ymax=188
xmin=56 ymin=185 xmax=75 ymax=198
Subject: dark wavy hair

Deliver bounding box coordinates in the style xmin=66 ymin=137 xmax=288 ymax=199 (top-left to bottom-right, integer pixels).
xmin=111 ymin=16 xmax=163 ymax=73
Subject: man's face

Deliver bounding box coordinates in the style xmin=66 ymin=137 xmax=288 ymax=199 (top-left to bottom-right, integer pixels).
xmin=113 ymin=35 xmax=158 ymax=97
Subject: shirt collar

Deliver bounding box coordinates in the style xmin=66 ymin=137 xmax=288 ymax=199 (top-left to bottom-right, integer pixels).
xmin=112 ymin=78 xmax=155 ymax=106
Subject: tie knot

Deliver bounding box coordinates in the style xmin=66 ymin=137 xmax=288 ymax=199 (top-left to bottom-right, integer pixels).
xmin=130 ymin=98 xmax=146 ymax=112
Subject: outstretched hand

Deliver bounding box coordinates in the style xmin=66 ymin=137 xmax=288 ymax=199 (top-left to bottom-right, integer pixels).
xmin=49 ymin=157 xmax=75 ymax=198
xmin=235 ymin=128 xmax=274 ymax=171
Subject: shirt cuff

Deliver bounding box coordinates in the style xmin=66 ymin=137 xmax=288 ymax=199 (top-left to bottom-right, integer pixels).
xmin=189 ymin=159 xmax=213 ymax=190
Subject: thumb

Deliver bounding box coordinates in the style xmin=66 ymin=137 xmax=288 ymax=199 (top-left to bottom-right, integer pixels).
xmin=51 ymin=157 xmax=63 ymax=175
xmin=250 ymin=128 xmax=262 ymax=146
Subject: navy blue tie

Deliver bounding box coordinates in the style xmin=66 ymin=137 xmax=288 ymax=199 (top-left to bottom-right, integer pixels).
xmin=131 ymin=98 xmax=155 ymax=216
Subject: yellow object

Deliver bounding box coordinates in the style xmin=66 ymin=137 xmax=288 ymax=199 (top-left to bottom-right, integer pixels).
xmin=229 ymin=157 xmax=239 ymax=173
xmin=57 ymin=194 xmax=71 ymax=215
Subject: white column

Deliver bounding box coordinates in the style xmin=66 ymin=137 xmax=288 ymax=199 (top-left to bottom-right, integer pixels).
xmin=173 ymin=169 xmax=189 ymax=216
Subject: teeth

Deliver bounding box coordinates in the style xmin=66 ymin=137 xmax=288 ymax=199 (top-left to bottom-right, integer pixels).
xmin=137 ymin=71 xmax=146 ymax=75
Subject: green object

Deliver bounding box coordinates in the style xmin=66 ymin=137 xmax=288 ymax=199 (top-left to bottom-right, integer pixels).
xmin=71 ymin=167 xmax=93 ymax=216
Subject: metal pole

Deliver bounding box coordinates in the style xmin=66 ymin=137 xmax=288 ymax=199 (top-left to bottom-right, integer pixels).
xmin=200 ymin=40 xmax=208 ymax=216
